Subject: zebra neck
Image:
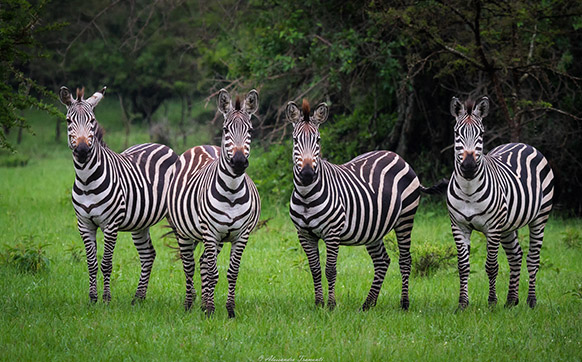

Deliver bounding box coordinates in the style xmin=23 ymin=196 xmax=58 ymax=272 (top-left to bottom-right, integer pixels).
xmin=217 ymin=157 xmax=246 ymax=193
xmin=73 ymin=142 xmax=106 ymax=185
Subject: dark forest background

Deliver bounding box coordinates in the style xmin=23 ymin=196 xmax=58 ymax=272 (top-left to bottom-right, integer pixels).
xmin=2 ymin=0 xmax=582 ymax=213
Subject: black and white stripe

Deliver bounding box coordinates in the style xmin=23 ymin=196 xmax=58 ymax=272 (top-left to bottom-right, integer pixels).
xmin=167 ymin=89 xmax=260 ymax=318
xmin=59 ymin=86 xmax=178 ymax=303
xmin=287 ymin=100 xmax=423 ymax=311
xmin=447 ymin=96 xmax=554 ymax=309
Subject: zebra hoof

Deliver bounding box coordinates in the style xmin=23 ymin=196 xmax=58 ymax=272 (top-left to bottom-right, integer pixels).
xmin=205 ymin=307 xmax=215 ymax=318
xmin=131 ymin=296 xmax=145 ymax=306
xmin=315 ymin=299 xmax=325 ymax=308
xmin=227 ymin=310 xmax=235 ymax=319
xmin=361 ymin=300 xmax=376 ymax=311
xmin=456 ymin=300 xmax=469 ymax=312
xmin=527 ymin=296 xmax=537 ymax=309
xmin=102 ymin=294 xmax=111 ymax=304
xmin=400 ymin=298 xmax=409 ymax=311
xmin=89 ymin=294 xmax=98 ymax=304
xmin=505 ymin=298 xmax=519 ymax=308
xmin=488 ymin=297 xmax=498 ymax=308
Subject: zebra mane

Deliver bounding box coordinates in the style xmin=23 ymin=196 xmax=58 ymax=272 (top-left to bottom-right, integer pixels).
xmin=235 ymin=96 xmax=241 ymax=111
xmin=95 ymin=122 xmax=106 ymax=144
xmin=302 ymin=99 xmax=310 ymax=122
xmin=76 ymin=87 xmax=85 ymax=101
xmin=464 ymin=99 xmax=475 ymax=114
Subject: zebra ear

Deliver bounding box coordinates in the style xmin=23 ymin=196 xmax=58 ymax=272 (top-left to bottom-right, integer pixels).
xmin=450 ymin=97 xmax=465 ymax=119
xmin=59 ymin=86 xmax=73 ymax=107
xmin=243 ymin=89 xmax=259 ymax=115
xmin=286 ymin=101 xmax=301 ymax=124
xmin=217 ymin=89 xmax=232 ymax=115
xmin=473 ymin=97 xmax=489 ymax=119
xmin=86 ymin=86 xmax=107 ymax=108
xmin=312 ymin=103 xmax=329 ymax=125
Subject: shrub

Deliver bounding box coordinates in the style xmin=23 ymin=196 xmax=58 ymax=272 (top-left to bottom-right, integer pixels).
xmin=384 ymin=233 xmax=456 ymax=277
xmin=0 ymin=154 xmax=30 ymax=167
xmin=1 ymin=236 xmax=50 ymax=273
xmin=561 ymin=228 xmax=581 ymax=249
xmin=64 ymin=241 xmax=84 ymax=263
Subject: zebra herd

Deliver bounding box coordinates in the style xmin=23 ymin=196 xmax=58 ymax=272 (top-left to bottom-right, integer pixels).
xmin=59 ymin=86 xmax=554 ymax=316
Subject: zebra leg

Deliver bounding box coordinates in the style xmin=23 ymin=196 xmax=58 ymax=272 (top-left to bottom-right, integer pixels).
xmin=527 ymin=216 xmax=549 ymax=308
xmin=226 ymin=240 xmax=248 ymax=318
xmin=178 ymin=237 xmax=197 ymax=311
xmin=78 ymin=221 xmax=99 ymax=303
xmin=485 ymin=232 xmax=501 ymax=307
xmin=130 ymin=229 xmax=156 ymax=304
xmin=395 ymin=222 xmax=413 ymax=310
xmin=500 ymin=230 xmax=523 ymax=307
xmin=363 ymin=241 xmax=390 ymax=311
xmin=324 ymin=239 xmax=340 ymax=311
xmin=101 ymin=227 xmax=119 ymax=303
xmin=199 ymin=243 xmax=223 ymax=313
xmin=452 ymin=223 xmax=472 ymax=310
xmin=201 ymin=241 xmax=219 ymax=317
xmin=299 ymin=234 xmax=324 ymax=307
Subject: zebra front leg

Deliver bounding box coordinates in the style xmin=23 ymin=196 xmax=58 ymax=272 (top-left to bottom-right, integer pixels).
xmin=500 ymin=231 xmax=522 ymax=307
xmin=324 ymin=239 xmax=340 ymax=311
xmin=78 ymin=221 xmax=98 ymax=303
xmin=363 ymin=241 xmax=390 ymax=311
xmin=485 ymin=232 xmax=501 ymax=307
xmin=226 ymin=240 xmax=248 ymax=318
xmin=395 ymin=222 xmax=413 ymax=310
xmin=527 ymin=217 xmax=549 ymax=308
xmin=178 ymin=238 xmax=197 ymax=311
xmin=452 ymin=223 xmax=471 ymax=310
xmin=101 ymin=227 xmax=119 ymax=303
xmin=299 ymin=234 xmax=324 ymax=308
xmin=201 ymin=241 xmax=219 ymax=317
xmin=131 ymin=229 xmax=156 ymax=304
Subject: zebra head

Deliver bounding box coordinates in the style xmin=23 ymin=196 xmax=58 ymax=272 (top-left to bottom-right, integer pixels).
xmin=450 ymin=96 xmax=489 ymax=180
xmin=217 ymin=88 xmax=259 ymax=176
xmin=59 ymin=86 xmax=106 ymax=164
xmin=286 ymin=99 xmax=329 ymax=185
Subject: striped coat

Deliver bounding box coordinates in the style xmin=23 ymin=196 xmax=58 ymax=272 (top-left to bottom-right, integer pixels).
xmin=447 ymin=96 xmax=554 ymax=309
xmin=287 ymin=100 xmax=423 ymax=310
xmin=167 ymin=89 xmax=260 ymax=317
xmin=59 ymin=86 xmax=178 ymax=303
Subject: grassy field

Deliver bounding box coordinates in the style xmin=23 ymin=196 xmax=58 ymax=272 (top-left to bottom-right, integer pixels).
xmin=1 ymin=104 xmax=581 ymax=361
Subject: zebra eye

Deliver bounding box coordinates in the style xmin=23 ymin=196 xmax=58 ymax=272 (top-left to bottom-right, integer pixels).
xmin=66 ymin=119 xmax=72 ymax=125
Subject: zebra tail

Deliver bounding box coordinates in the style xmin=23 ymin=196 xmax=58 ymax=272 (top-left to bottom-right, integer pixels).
xmin=419 ymin=178 xmax=449 ymax=195
xmin=161 ymin=218 xmax=179 ymax=240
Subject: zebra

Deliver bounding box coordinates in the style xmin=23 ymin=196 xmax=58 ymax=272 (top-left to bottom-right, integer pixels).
xmin=167 ymin=89 xmax=261 ymax=318
xmin=447 ymin=96 xmax=554 ymax=309
xmin=286 ymin=99 xmax=438 ymax=311
xmin=59 ymin=86 xmax=178 ymax=304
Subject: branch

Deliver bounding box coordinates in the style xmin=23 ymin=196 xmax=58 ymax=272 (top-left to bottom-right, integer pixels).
xmin=61 ymin=0 xmax=122 ymax=66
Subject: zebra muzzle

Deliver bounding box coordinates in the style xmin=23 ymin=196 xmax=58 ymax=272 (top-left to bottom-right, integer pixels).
xmin=74 ymin=142 xmax=90 ymax=163
xmin=460 ymin=153 xmax=478 ymax=179
xmin=230 ymin=150 xmax=248 ymax=175
xmin=299 ymin=163 xmax=315 ymax=185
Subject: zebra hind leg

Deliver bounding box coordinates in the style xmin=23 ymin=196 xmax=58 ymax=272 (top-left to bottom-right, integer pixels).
xmin=485 ymin=232 xmax=501 ymax=307
xmin=363 ymin=241 xmax=390 ymax=311
xmin=178 ymin=238 xmax=197 ymax=311
xmin=395 ymin=222 xmax=413 ymax=310
xmin=131 ymin=229 xmax=156 ymax=304
xmin=500 ymin=230 xmax=523 ymax=308
xmin=226 ymin=240 xmax=248 ymax=318
xmin=527 ymin=216 xmax=549 ymax=308
xmin=101 ymin=227 xmax=119 ymax=303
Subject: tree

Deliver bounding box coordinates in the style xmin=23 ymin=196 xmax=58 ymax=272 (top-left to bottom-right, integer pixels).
xmin=0 ymin=0 xmax=63 ymax=150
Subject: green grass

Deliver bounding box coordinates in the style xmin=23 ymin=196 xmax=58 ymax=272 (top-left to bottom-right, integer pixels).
xmin=1 ymin=106 xmax=581 ymax=361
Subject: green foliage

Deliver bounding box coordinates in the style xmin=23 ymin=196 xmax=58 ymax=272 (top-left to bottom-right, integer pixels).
xmin=0 ymin=0 xmax=64 ymax=150
xmin=1 ymin=236 xmax=50 ymax=273
xmin=561 ymin=228 xmax=582 ymax=249
xmin=0 ymin=153 xmax=29 ymax=167
xmin=247 ymin=142 xmax=294 ymax=205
